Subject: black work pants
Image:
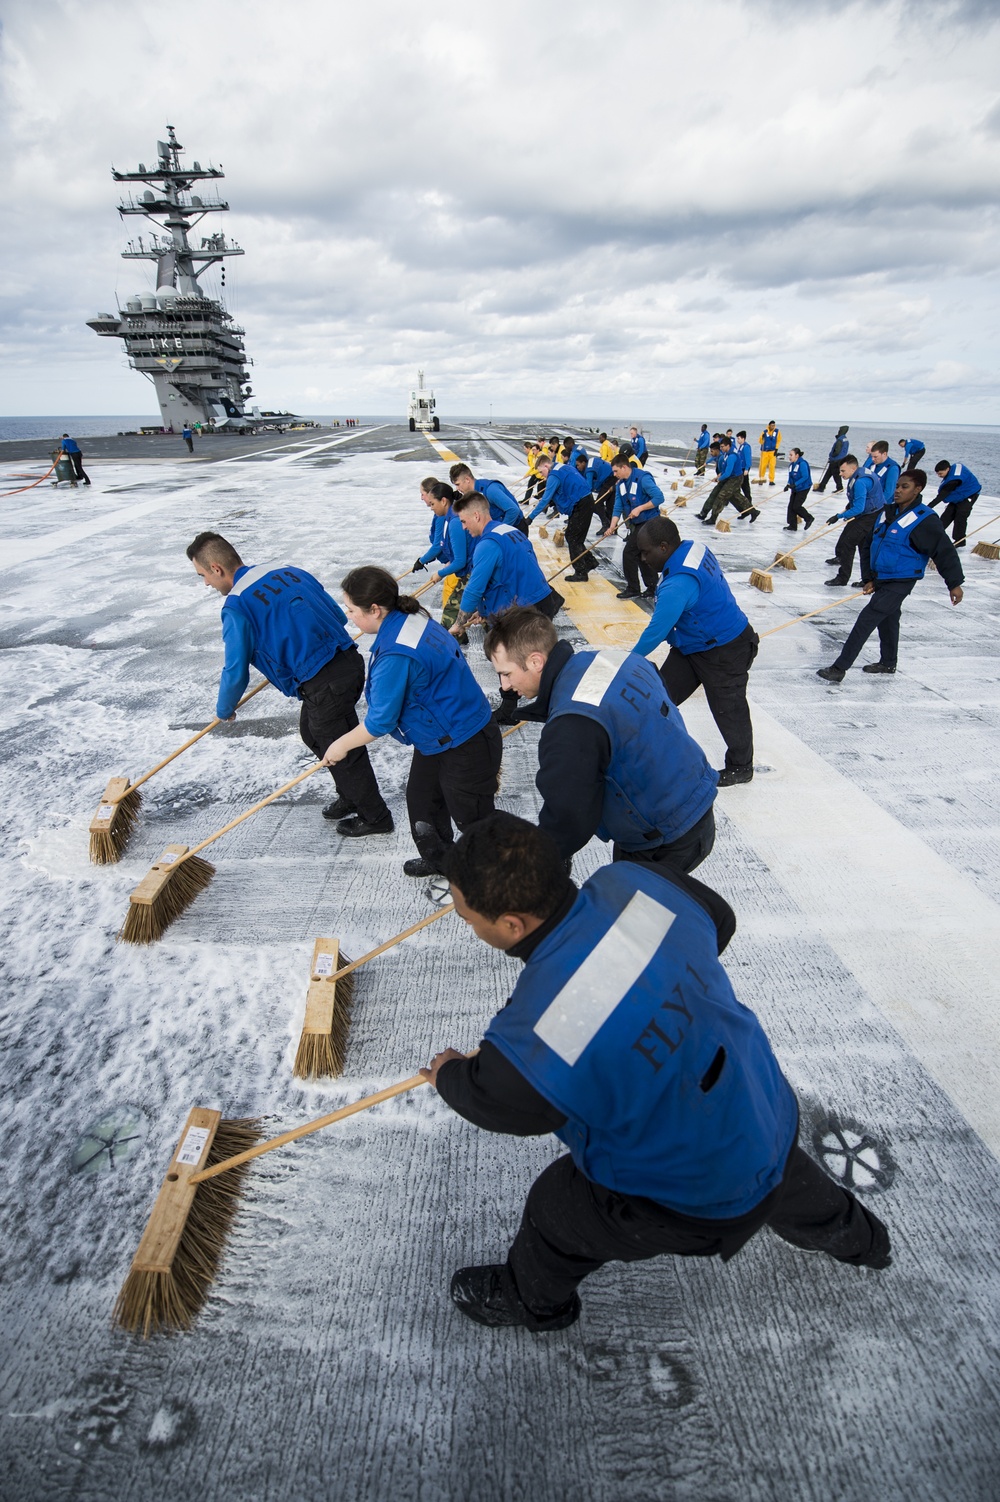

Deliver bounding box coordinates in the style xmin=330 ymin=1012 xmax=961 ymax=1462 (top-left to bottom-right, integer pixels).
xmin=406 ymin=724 xmax=502 ymax=857
xmin=833 ymin=512 xmax=877 ymax=583
xmin=564 ymin=498 xmax=597 ymax=574
xmin=740 ymin=473 xmax=753 ymax=506
xmin=940 ymin=496 xmax=977 ymax=543
xmin=69 ymin=452 xmax=90 ymax=484
xmin=786 ymin=489 xmax=814 ymax=528
xmin=523 ymin=475 xmax=543 ymax=505
xmin=505 ymin=1141 xmax=888 ymax=1317
xmin=905 ymin=449 xmax=925 ymax=472
xmin=593 ymin=479 xmax=616 ymax=532
xmin=612 ymin=805 xmax=715 ymax=875
xmin=298 ymin=648 xmax=390 ymax=823
xmin=622 ymin=526 xmax=660 ymax=593
xmin=658 ymin=625 xmax=758 ymax=771
xmin=184 ymin=437 xmax=194 ymax=453
xmin=834 ymin=579 xmax=917 ymax=670
xmin=816 ymin=461 xmax=844 ymax=493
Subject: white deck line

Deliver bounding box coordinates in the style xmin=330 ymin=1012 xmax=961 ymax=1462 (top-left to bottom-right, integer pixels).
xmin=682 ymin=694 xmax=1000 ymax=1158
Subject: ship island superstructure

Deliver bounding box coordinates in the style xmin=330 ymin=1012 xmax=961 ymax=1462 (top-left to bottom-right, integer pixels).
xmin=87 ymin=126 xmax=253 ymax=431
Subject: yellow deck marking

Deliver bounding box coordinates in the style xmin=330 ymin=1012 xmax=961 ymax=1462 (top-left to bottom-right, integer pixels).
xmin=531 ymin=533 xmax=647 ymax=650
xmin=425 ymin=433 xmax=461 ymax=464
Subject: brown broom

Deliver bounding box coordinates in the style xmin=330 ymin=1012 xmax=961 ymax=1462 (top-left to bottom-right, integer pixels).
xmin=114 ymin=1057 xmax=474 ymax=1335
xmin=89 ymin=680 xmax=269 ymax=865
xmin=293 ymin=906 xmax=454 ymax=1078
xmin=748 ymin=521 xmax=842 ymax=593
xmin=117 ymin=760 xmax=331 ymax=945
xmin=966 ymin=510 xmax=1000 ymax=559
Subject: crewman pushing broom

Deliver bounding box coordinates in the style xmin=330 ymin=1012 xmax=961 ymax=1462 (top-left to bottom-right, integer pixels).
xmin=187 ymin=532 xmax=394 ymax=839
xmin=422 ymin=813 xmax=891 ymax=1331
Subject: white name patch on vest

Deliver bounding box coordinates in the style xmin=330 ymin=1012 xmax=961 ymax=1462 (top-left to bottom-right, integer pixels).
xmin=682 ymin=543 xmax=706 ymax=572
xmin=534 ymin=891 xmax=676 ymax=1066
xmin=896 ymin=510 xmax=920 ymax=529
xmin=493 ymin=524 xmax=517 ymax=536
xmin=396 ymin=613 xmax=429 ymax=649
xmin=228 ymin=564 xmax=272 ymax=597
xmin=571 ymin=650 xmax=628 ymax=707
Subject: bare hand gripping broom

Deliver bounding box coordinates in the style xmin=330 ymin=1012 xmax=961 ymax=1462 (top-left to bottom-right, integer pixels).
xmin=89 ymin=681 xmax=269 ymax=865
xmin=114 ymin=1055 xmax=475 ymax=1336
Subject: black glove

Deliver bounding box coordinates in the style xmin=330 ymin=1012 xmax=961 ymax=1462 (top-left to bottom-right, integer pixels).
xmin=826 ymin=514 xmax=840 ymax=526
xmin=413 ymin=558 xmax=425 ymax=572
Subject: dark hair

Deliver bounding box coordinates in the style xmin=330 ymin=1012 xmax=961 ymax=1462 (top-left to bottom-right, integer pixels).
xmin=934 ymin=460 xmax=950 ymax=473
xmin=709 ymin=442 xmax=721 ymax=453
xmin=611 ymin=453 xmax=632 ymax=469
xmin=443 ymin=812 xmax=571 ymax=922
xmin=903 ymin=468 xmax=927 ymax=490
xmin=736 ymin=430 xmax=746 ymax=439
xmin=871 ymin=441 xmax=889 ymax=455
xmin=341 ymin=565 xmax=426 ymax=617
xmin=636 ymin=516 xmax=680 ymax=553
xmin=548 ymin=435 xmax=560 ymax=447
xmin=420 ymin=475 xmax=439 ymax=492
xmin=599 ymin=431 xmax=608 ymax=440
xmin=483 ymin=605 xmax=557 ymax=666
xmin=536 ymin=453 xmax=553 ymax=467
xmin=768 ymin=419 xmax=776 ymax=425
xmin=789 ymin=447 xmax=802 ymax=458
xmin=842 ymin=454 xmax=858 ymax=466
xmin=429 ymin=480 xmax=457 ymax=503
xmin=448 ymin=462 xmax=473 ymax=483
xmin=186 ymin=531 xmax=243 ymax=571
xmin=719 ymin=436 xmax=731 ymax=447
xmin=452 ymin=489 xmax=490 ymax=515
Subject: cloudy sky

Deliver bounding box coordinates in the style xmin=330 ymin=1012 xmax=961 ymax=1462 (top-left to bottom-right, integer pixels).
xmin=2 ymin=0 xmax=999 ymax=421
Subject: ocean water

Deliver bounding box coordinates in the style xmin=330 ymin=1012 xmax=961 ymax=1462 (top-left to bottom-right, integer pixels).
xmin=0 ymin=416 xmax=159 ymax=442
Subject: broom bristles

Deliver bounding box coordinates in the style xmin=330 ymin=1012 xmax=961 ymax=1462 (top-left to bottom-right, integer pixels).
xmin=113 ymin=1117 xmax=262 ymax=1337
xmin=118 ymin=855 xmax=216 ymax=945
xmin=749 ymin=569 xmax=774 ymax=592
xmin=715 ymin=519 xmax=731 ymax=533
xmin=972 ymin=540 xmax=1000 ymax=559
xmin=293 ymin=968 xmax=355 ymax=1079
xmin=89 ymin=787 xmax=143 ymax=865
xmin=553 ymin=529 xmax=565 ymax=547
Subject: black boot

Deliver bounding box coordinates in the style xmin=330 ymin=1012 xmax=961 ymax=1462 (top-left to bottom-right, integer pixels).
xmin=449 ymin=1264 xmax=580 ymax=1331
xmin=322 ymin=794 xmax=354 ymax=821
xmin=716 ymin=765 xmax=753 ymax=786
xmin=336 ymin=811 xmax=394 ymax=837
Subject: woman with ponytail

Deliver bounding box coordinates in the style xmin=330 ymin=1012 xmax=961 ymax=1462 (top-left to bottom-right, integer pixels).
xmin=323 ymin=567 xmax=502 ymax=877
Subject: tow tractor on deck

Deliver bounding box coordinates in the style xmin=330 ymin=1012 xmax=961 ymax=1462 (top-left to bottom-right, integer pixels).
xmin=408 ymin=371 xmax=439 ymax=432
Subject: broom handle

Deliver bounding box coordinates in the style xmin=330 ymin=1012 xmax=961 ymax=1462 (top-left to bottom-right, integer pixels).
xmin=963 ymin=509 xmax=1000 ymax=541
xmin=769 ymin=519 xmax=841 ymax=567
xmin=190 ymin=1051 xmax=480 ymax=1184
xmin=181 ymin=762 xmax=328 ymax=860
xmin=760 ymin=592 xmax=865 ymax=638
xmin=543 ymin=535 xmax=612 ymax=583
xmin=324 ymin=904 xmax=454 ymax=984
xmin=126 ymin=682 xmax=270 ymax=795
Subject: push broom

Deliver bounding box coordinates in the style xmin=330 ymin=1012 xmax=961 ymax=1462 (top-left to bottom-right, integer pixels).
xmin=294 ymin=906 xmax=454 ymax=1078
xmin=114 ymin=1057 xmax=475 ymax=1336
xmin=89 ymin=681 xmax=269 ymax=865
xmin=967 ymin=510 xmax=1000 ymax=560
xmin=748 ymin=521 xmax=842 ymax=593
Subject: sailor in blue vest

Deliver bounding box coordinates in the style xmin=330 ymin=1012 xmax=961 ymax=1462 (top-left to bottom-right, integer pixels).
xmin=602 ymin=454 xmax=666 ymax=598
xmin=574 ymin=448 xmax=616 ymax=531
xmin=814 ymin=425 xmax=850 ymax=493
xmin=448 ymin=489 xmax=563 ymax=722
xmin=186 ymin=531 xmax=392 ymax=837
xmin=484 ymin=607 xmax=718 ymax=873
xmin=526 ymin=454 xmax=598 ymax=581
xmin=825 ymin=454 xmax=886 ymax=587
xmin=413 ymin=480 xmax=476 ymax=638
xmin=421 ymin=813 xmax=891 ymax=1331
xmin=817 ymin=469 xmax=964 ymax=681
xmin=898 ymin=437 xmax=926 ymax=472
xmin=782 ymin=448 xmax=814 ymax=530
xmin=321 ymin=567 xmax=501 ymax=876
xmin=693 ymin=424 xmax=711 ymax=474
xmin=696 ymin=438 xmax=760 ymax=526
xmin=449 ymin=462 xmax=529 ymax=535
xmin=932 ymin=460 xmax=982 ymax=545
xmin=629 ymin=426 xmax=648 ymax=466
xmin=734 ymin=430 xmax=754 ymax=510
xmin=636 ymin=518 xmax=759 ymax=786
xmin=869 ymin=441 xmax=900 ymax=503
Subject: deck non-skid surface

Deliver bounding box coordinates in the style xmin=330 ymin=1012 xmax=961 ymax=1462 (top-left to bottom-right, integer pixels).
xmin=1 ymin=426 xmax=999 ymax=1501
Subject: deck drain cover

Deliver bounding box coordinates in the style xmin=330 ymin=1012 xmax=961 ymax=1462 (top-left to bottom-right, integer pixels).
xmin=72 ymin=1106 xmax=147 ymax=1176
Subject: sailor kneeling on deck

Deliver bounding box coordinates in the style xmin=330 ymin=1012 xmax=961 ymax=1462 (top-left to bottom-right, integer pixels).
xmin=484 ymin=606 xmax=717 ymax=874
xmin=187 ymin=531 xmax=392 ymax=837
xmin=322 ymin=568 xmax=501 ymax=878
xmin=423 ymin=814 xmax=891 ymax=1331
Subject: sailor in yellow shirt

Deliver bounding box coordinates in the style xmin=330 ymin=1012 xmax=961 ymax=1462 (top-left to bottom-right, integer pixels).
xmin=599 ymin=432 xmax=617 ymax=465
xmin=758 ymin=422 xmax=781 ymax=485
xmin=522 ymin=441 xmax=545 ymax=506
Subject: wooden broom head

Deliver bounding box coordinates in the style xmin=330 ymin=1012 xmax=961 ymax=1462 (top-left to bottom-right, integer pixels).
xmin=679 ymin=468 xmax=687 ymax=476
xmin=113 ymin=1108 xmax=263 ymax=1337
xmin=773 ymin=553 xmax=797 ymax=570
xmin=972 ymin=540 xmax=1000 ymax=559
xmin=537 ymin=524 xmax=548 ymax=538
xmin=749 ymin=569 xmax=774 ymax=593
xmin=715 ymin=519 xmax=731 ymax=533
xmin=293 ymin=938 xmax=355 ymax=1079
xmin=675 ymin=498 xmax=687 ymax=507
xmin=117 ymin=845 xmax=216 ymax=946
xmin=553 ymin=530 xmax=565 ymax=547
xmin=89 ymin=778 xmax=142 ymax=865
xmin=670 ymin=481 xmax=679 ymax=491
xmin=683 ymin=479 xmax=695 ymax=488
